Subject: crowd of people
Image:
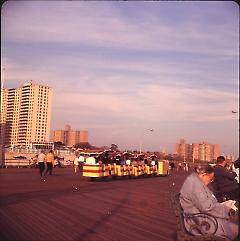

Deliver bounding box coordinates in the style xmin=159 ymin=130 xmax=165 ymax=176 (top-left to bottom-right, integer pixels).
xmin=179 ymin=156 xmax=239 ymax=241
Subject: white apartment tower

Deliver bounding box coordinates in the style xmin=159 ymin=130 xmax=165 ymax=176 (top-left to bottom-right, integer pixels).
xmin=0 ymin=81 xmax=52 ymax=148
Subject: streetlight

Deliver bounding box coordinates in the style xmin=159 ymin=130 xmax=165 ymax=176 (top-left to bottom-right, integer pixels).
xmin=139 ymin=129 xmax=154 ymax=154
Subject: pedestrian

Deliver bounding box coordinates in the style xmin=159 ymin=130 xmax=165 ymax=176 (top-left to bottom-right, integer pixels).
xmin=178 ymin=162 xmax=182 ymax=171
xmin=180 ymin=164 xmax=238 ymax=240
xmin=37 ymin=150 xmax=46 ymax=176
xmin=73 ymin=154 xmax=79 ymax=173
xmin=45 ymin=150 xmax=55 ymax=175
xmin=78 ymin=153 xmax=85 ymax=171
xmin=169 ymin=161 xmax=175 ymax=173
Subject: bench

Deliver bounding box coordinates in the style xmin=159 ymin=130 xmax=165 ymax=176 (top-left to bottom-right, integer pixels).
xmin=171 ymin=193 xmax=228 ymax=241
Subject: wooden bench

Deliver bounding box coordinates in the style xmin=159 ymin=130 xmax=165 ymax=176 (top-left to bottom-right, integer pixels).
xmin=171 ymin=193 xmax=228 ymax=241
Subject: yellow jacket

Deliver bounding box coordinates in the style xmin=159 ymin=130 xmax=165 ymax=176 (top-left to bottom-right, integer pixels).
xmin=46 ymin=153 xmax=55 ymax=165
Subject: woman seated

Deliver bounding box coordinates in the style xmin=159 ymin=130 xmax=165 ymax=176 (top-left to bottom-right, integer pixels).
xmin=180 ymin=164 xmax=238 ymax=241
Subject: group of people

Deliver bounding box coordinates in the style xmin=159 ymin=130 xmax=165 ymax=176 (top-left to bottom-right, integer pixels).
xmin=37 ymin=150 xmax=55 ymax=176
xmin=169 ymin=161 xmax=189 ymax=172
xmin=73 ymin=152 xmax=161 ymax=167
xmin=179 ymin=156 xmax=239 ymax=240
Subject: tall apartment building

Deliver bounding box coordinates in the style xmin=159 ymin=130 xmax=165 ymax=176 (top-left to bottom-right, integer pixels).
xmin=175 ymin=138 xmax=187 ymax=160
xmin=175 ymin=139 xmax=219 ymax=162
xmin=52 ymin=124 xmax=88 ymax=147
xmin=0 ymin=82 xmax=53 ymax=148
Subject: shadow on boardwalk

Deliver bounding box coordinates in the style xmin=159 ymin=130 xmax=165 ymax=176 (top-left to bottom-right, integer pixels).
xmin=0 ymin=168 xmax=188 ymax=241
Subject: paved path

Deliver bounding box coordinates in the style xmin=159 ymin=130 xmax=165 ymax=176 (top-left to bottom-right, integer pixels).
xmin=0 ymin=167 xmax=188 ymax=241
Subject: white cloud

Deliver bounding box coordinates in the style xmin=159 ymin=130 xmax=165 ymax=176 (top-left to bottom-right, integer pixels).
xmin=1 ymin=1 xmax=238 ymax=155
xmin=2 ymin=1 xmax=237 ymax=57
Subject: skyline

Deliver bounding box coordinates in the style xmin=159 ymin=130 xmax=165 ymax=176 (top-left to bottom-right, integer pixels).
xmin=1 ymin=1 xmax=239 ymax=156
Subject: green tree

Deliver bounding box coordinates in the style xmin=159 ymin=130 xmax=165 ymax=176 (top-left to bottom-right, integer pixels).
xmin=74 ymin=142 xmax=92 ymax=149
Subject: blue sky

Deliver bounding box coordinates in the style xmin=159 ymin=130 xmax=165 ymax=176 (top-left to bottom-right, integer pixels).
xmin=1 ymin=1 xmax=239 ymax=156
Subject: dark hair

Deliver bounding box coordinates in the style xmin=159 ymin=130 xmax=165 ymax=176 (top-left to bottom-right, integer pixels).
xmin=217 ymin=156 xmax=225 ymax=163
xmin=234 ymin=158 xmax=240 ymax=169
xmin=194 ymin=164 xmax=214 ymax=175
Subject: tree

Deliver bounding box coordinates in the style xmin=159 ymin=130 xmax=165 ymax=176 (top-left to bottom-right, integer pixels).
xmin=74 ymin=142 xmax=92 ymax=149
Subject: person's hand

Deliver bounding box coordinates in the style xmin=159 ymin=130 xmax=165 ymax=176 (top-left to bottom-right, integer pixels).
xmin=228 ymin=208 xmax=238 ymax=222
xmin=229 ymin=208 xmax=236 ymax=217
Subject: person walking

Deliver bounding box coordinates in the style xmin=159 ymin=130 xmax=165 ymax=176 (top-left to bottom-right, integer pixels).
xmin=37 ymin=150 xmax=46 ymax=176
xmin=45 ymin=150 xmax=55 ymax=175
xmin=74 ymin=154 xmax=79 ymax=173
xmin=78 ymin=153 xmax=85 ymax=172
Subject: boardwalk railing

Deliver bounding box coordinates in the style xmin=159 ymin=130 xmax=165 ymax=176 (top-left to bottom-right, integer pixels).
xmin=4 ymin=159 xmax=32 ymax=168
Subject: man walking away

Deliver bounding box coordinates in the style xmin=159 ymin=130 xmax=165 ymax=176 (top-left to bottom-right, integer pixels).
xmin=37 ymin=150 xmax=46 ymax=176
xmin=45 ymin=150 xmax=55 ymax=175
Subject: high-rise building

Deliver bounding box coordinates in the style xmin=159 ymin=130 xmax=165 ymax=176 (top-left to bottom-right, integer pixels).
xmin=175 ymin=138 xmax=187 ymax=161
xmin=175 ymin=139 xmax=219 ymax=162
xmin=0 ymin=81 xmax=53 ymax=148
xmin=52 ymin=124 xmax=88 ymax=147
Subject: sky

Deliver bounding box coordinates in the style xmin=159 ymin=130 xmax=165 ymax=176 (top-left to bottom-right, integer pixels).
xmin=1 ymin=1 xmax=239 ymax=156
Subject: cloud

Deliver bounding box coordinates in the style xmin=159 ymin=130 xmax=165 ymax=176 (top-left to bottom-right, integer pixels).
xmin=2 ymin=1 xmax=238 ymax=57
xmin=1 ymin=1 xmax=239 ymax=155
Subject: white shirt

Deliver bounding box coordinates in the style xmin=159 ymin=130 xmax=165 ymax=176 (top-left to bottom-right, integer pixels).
xmin=126 ymin=159 xmax=131 ymax=165
xmin=79 ymin=156 xmax=85 ymax=163
xmin=85 ymin=156 xmax=96 ymax=165
xmin=232 ymin=165 xmax=239 ymax=183
xmin=37 ymin=153 xmax=46 ymax=163
xmin=74 ymin=157 xmax=79 ymax=165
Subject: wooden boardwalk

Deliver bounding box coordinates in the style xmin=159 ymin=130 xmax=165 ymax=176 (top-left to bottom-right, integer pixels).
xmin=0 ymin=167 xmax=188 ymax=241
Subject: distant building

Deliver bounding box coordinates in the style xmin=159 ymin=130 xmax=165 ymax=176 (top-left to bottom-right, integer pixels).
xmin=30 ymin=141 xmax=54 ymax=150
xmin=0 ymin=81 xmax=53 ymax=149
xmin=52 ymin=124 xmax=88 ymax=147
xmin=175 ymin=139 xmax=219 ymax=162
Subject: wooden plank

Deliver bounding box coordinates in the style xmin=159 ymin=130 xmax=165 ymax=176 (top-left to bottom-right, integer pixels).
xmin=0 ymin=168 xmax=188 ymax=241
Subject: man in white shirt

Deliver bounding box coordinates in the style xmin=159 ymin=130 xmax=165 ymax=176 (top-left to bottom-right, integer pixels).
xmin=37 ymin=150 xmax=46 ymax=176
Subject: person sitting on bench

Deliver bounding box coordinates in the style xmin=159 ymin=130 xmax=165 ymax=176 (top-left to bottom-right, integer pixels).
xmin=180 ymin=164 xmax=238 ymax=241
xmin=213 ymin=156 xmax=239 ymax=202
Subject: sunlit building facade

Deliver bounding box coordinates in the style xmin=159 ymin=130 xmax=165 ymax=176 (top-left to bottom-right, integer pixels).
xmin=52 ymin=124 xmax=88 ymax=147
xmin=0 ymin=82 xmax=53 ymax=148
xmin=175 ymin=139 xmax=219 ymax=162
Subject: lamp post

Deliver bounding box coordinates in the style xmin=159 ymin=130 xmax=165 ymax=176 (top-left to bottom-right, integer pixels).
xmin=139 ymin=129 xmax=154 ymax=154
